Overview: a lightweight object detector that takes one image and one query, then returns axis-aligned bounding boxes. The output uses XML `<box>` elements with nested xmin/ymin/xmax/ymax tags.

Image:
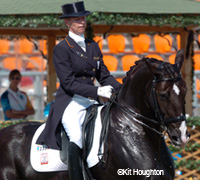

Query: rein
<box><xmin>98</xmin><ymin>98</ymin><xmax>114</xmax><ymax>169</ymax></box>
<box><xmin>113</xmin><ymin>100</ymin><xmax>164</xmax><ymax>136</ymax></box>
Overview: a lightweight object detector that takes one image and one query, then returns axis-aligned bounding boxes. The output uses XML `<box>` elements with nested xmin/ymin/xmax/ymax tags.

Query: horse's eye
<box><xmin>159</xmin><ymin>94</ymin><xmax>167</xmax><ymax>101</ymax></box>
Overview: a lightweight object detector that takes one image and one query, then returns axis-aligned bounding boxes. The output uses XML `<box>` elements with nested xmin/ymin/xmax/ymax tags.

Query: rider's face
<box><xmin>64</xmin><ymin>16</ymin><xmax>86</xmax><ymax>35</ymax></box>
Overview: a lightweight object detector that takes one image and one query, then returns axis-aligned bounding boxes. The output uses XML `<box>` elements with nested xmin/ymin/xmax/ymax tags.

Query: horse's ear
<box><xmin>145</xmin><ymin>58</ymin><xmax>162</xmax><ymax>74</ymax></box>
<box><xmin>175</xmin><ymin>49</ymin><xmax>184</xmax><ymax>71</ymax></box>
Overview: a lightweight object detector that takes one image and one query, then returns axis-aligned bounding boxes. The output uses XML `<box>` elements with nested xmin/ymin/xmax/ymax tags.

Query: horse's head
<box><xmin>145</xmin><ymin>49</ymin><xmax>189</xmax><ymax>146</ymax></box>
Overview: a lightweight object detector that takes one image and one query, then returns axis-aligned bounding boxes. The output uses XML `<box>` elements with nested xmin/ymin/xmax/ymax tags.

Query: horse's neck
<box><xmin>115</xmin><ymin>67</ymin><xmax>163</xmax><ymax>140</ymax></box>
<box><xmin>117</xmin><ymin>70</ymin><xmax>154</xmax><ymax>118</ymax></box>
<box><xmin>109</xmin><ymin>104</ymin><xmax>164</xmax><ymax>165</ymax></box>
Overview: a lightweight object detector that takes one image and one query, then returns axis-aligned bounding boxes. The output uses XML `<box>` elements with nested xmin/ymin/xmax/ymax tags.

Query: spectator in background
<box><xmin>1</xmin><ymin>69</ymin><xmax>35</xmax><ymax>121</ymax></box>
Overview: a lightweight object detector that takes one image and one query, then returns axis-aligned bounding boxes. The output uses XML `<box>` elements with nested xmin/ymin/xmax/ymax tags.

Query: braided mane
<box><xmin>122</xmin><ymin>57</ymin><xmax>153</xmax><ymax>83</ymax></box>
<box><xmin>122</xmin><ymin>57</ymin><xmax>177</xmax><ymax>84</ymax></box>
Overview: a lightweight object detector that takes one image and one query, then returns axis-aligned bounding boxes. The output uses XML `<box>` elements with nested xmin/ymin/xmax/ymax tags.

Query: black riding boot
<box><xmin>68</xmin><ymin>142</ymin><xmax>83</xmax><ymax>180</ymax></box>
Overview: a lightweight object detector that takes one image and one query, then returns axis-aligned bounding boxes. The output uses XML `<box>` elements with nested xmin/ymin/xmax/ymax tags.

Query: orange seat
<box><xmin>198</xmin><ymin>35</ymin><xmax>200</xmax><ymax>47</ymax></box>
<box><xmin>132</xmin><ymin>34</ymin><xmax>150</xmax><ymax>54</ymax></box>
<box><xmin>107</xmin><ymin>34</ymin><xmax>126</xmax><ymax>53</ymax></box>
<box><xmin>18</xmin><ymin>39</ymin><xmax>33</xmax><ymax>54</ymax></box>
<box><xmin>116</xmin><ymin>78</ymin><xmax>123</xmax><ymax>84</ymax></box>
<box><xmin>26</xmin><ymin>56</ymin><xmax>47</xmax><ymax>71</ymax></box>
<box><xmin>0</xmin><ymin>39</ymin><xmax>9</xmax><ymax>54</ymax></box>
<box><xmin>93</xmin><ymin>35</ymin><xmax>103</xmax><ymax>50</ymax></box>
<box><xmin>196</xmin><ymin>79</ymin><xmax>200</xmax><ymax>99</ymax></box>
<box><xmin>103</xmin><ymin>55</ymin><xmax>118</xmax><ymax>71</ymax></box>
<box><xmin>193</xmin><ymin>54</ymin><xmax>200</xmax><ymax>70</ymax></box>
<box><xmin>145</xmin><ymin>54</ymin><xmax>164</xmax><ymax>61</ymax></box>
<box><xmin>56</xmin><ymin>81</ymin><xmax>60</xmax><ymax>88</ymax></box>
<box><xmin>169</xmin><ymin>54</ymin><xmax>176</xmax><ymax>64</ymax></box>
<box><xmin>121</xmin><ymin>55</ymin><xmax>139</xmax><ymax>71</ymax></box>
<box><xmin>177</xmin><ymin>34</ymin><xmax>180</xmax><ymax>50</ymax></box>
<box><xmin>154</xmin><ymin>34</ymin><xmax>173</xmax><ymax>53</ymax></box>
<box><xmin>3</xmin><ymin>57</ymin><xmax>22</xmax><ymax>70</ymax></box>
<box><xmin>39</xmin><ymin>39</ymin><xmax>47</xmax><ymax>55</ymax></box>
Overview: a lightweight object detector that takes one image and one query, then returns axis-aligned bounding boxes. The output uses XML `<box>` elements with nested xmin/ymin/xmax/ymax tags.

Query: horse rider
<box><xmin>36</xmin><ymin>1</ymin><xmax>121</xmax><ymax>180</ymax></box>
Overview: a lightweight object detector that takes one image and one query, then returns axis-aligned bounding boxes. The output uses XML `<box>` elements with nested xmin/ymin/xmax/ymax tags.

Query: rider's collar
<box><xmin>69</xmin><ymin>31</ymin><xmax>85</xmax><ymax>44</ymax></box>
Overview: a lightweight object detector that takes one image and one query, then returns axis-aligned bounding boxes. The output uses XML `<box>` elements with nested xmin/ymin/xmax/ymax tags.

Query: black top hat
<box><xmin>60</xmin><ymin>1</ymin><xmax>90</xmax><ymax>19</ymax></box>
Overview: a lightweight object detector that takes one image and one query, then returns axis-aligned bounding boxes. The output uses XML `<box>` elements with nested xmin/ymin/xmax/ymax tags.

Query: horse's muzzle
<box><xmin>168</xmin><ymin>129</ymin><xmax>190</xmax><ymax>147</ymax></box>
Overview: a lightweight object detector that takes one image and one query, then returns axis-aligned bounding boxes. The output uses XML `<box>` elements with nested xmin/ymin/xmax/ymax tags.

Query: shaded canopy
<box><xmin>0</xmin><ymin>0</ymin><xmax>200</xmax><ymax>15</ymax></box>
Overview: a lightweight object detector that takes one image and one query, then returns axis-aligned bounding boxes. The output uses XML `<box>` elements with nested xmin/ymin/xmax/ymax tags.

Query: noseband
<box><xmin>151</xmin><ymin>74</ymin><xmax>186</xmax><ymax>126</ymax></box>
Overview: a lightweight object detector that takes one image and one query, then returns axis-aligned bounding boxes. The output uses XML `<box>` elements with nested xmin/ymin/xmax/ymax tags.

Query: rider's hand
<box><xmin>97</xmin><ymin>85</ymin><xmax>113</xmax><ymax>99</ymax></box>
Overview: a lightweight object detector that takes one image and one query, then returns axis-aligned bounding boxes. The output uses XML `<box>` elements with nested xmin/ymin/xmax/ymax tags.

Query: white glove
<box><xmin>97</xmin><ymin>85</ymin><xmax>113</xmax><ymax>99</ymax></box>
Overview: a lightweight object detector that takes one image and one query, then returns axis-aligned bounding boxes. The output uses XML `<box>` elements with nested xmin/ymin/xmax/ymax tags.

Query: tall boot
<box><xmin>68</xmin><ymin>142</ymin><xmax>83</xmax><ymax>180</ymax></box>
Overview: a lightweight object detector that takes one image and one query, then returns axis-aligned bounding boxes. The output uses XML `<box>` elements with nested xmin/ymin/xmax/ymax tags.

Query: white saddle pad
<box><xmin>30</xmin><ymin>106</ymin><xmax>104</xmax><ymax>172</ymax></box>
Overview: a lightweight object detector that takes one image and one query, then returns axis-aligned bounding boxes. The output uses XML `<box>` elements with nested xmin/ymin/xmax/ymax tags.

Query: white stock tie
<box><xmin>78</xmin><ymin>41</ymin><xmax>86</xmax><ymax>52</ymax></box>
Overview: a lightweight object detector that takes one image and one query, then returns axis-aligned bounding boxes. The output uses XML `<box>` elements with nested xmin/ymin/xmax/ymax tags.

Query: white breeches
<box><xmin>62</xmin><ymin>95</ymin><xmax>98</xmax><ymax>148</ymax></box>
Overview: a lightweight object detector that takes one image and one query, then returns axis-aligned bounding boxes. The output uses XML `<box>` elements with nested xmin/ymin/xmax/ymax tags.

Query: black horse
<box><xmin>0</xmin><ymin>49</ymin><xmax>189</xmax><ymax>180</ymax></box>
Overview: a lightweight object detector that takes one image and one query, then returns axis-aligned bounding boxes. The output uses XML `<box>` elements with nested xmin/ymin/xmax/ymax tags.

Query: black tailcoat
<box><xmin>37</xmin><ymin>36</ymin><xmax>121</xmax><ymax>150</ymax></box>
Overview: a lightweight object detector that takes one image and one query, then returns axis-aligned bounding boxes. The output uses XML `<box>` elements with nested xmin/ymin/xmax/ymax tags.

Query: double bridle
<box><xmin>151</xmin><ymin>74</ymin><xmax>186</xmax><ymax>126</ymax></box>
<box><xmin>112</xmin><ymin>72</ymin><xmax>186</xmax><ymax>136</ymax></box>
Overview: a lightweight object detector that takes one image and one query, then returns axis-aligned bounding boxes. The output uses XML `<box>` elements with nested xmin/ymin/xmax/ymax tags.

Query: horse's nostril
<box><xmin>172</xmin><ymin>136</ymin><xmax>178</xmax><ymax>142</ymax></box>
<box><xmin>186</xmin><ymin>131</ymin><xmax>190</xmax><ymax>139</ymax></box>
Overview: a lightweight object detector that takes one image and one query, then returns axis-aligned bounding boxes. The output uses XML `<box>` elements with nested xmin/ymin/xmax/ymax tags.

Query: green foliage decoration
<box><xmin>0</xmin><ymin>120</ymin><xmax>44</xmax><ymax>129</ymax></box>
<box><xmin>1</xmin><ymin>13</ymin><xmax>200</xmax><ymax>28</ymax></box>
<box><xmin>186</xmin><ymin>116</ymin><xmax>200</xmax><ymax>127</ymax></box>
<box><xmin>174</xmin><ymin>159</ymin><xmax>200</xmax><ymax>171</ymax></box>
<box><xmin>0</xmin><ymin>120</ymin><xmax>24</xmax><ymax>129</ymax></box>
<box><xmin>168</xmin><ymin>142</ymin><xmax>200</xmax><ymax>153</ymax></box>
<box><xmin>167</xmin><ymin>116</ymin><xmax>200</xmax><ymax>172</ymax></box>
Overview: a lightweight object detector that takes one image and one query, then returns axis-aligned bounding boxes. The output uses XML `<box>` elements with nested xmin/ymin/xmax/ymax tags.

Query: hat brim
<box><xmin>60</xmin><ymin>11</ymin><xmax>90</xmax><ymax>19</ymax></box>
